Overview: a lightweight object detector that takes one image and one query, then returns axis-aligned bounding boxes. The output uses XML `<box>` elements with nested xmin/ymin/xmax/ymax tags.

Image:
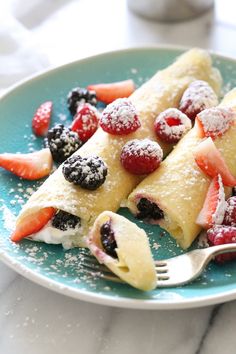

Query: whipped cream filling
<box><xmin>29</xmin><ymin>220</ymin><xmax>87</xmax><ymax>249</ymax></box>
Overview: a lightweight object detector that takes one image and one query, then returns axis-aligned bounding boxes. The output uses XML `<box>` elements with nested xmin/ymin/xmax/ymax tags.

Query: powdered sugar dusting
<box><xmin>122</xmin><ymin>138</ymin><xmax>163</xmax><ymax>160</ymax></box>
<box><xmin>212</xmin><ymin>175</ymin><xmax>227</xmax><ymax>225</ymax></box>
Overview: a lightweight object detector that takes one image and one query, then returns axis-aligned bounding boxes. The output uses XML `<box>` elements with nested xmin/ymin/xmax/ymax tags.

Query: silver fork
<box><xmin>80</xmin><ymin>244</ymin><xmax>236</xmax><ymax>287</ymax></box>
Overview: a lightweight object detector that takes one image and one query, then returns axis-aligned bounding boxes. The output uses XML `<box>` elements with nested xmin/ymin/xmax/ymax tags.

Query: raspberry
<box><xmin>120</xmin><ymin>139</ymin><xmax>163</xmax><ymax>175</ymax></box>
<box><xmin>100</xmin><ymin>98</ymin><xmax>140</xmax><ymax>135</ymax></box>
<box><xmin>223</xmin><ymin>196</ymin><xmax>236</xmax><ymax>226</ymax></box>
<box><xmin>62</xmin><ymin>155</ymin><xmax>107</xmax><ymax>190</ymax></box>
<box><xmin>207</xmin><ymin>225</ymin><xmax>236</xmax><ymax>263</ymax></box>
<box><xmin>71</xmin><ymin>103</ymin><xmax>99</xmax><ymax>142</ymax></box>
<box><xmin>100</xmin><ymin>221</ymin><xmax>118</xmax><ymax>258</ymax></box>
<box><xmin>179</xmin><ymin>80</ymin><xmax>218</xmax><ymax>121</ymax></box>
<box><xmin>154</xmin><ymin>108</ymin><xmax>191</xmax><ymax>144</ymax></box>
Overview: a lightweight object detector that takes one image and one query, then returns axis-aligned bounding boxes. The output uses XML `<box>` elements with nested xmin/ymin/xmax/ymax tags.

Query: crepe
<box><xmin>127</xmin><ymin>89</ymin><xmax>236</xmax><ymax>249</ymax></box>
<box><xmin>16</xmin><ymin>48</ymin><xmax>221</xmax><ymax>246</ymax></box>
<box><xmin>87</xmin><ymin>211</ymin><xmax>157</xmax><ymax>291</ymax></box>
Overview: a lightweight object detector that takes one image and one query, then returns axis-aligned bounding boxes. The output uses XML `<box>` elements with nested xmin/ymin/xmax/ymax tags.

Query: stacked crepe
<box><xmin>128</xmin><ymin>89</ymin><xmax>236</xmax><ymax>249</ymax></box>
<box><xmin>16</xmin><ymin>49</ymin><xmax>221</xmax><ymax>246</ymax></box>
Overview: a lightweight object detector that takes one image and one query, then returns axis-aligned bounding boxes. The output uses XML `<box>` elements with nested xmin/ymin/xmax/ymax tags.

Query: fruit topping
<box><xmin>223</xmin><ymin>196</ymin><xmax>236</xmax><ymax>226</ymax></box>
<box><xmin>46</xmin><ymin>124</ymin><xmax>82</xmax><ymax>164</ymax></box>
<box><xmin>51</xmin><ymin>210</ymin><xmax>81</xmax><ymax>231</ymax></box>
<box><xmin>32</xmin><ymin>101</ymin><xmax>53</xmax><ymax>137</ymax></box>
<box><xmin>154</xmin><ymin>108</ymin><xmax>191</xmax><ymax>144</ymax></box>
<box><xmin>70</xmin><ymin>103</ymin><xmax>99</xmax><ymax>142</ymax></box>
<box><xmin>0</xmin><ymin>148</ymin><xmax>52</xmax><ymax>180</ymax></box>
<box><xmin>195</xmin><ymin>107</ymin><xmax>235</xmax><ymax>139</ymax></box>
<box><xmin>207</xmin><ymin>225</ymin><xmax>236</xmax><ymax>263</ymax></box>
<box><xmin>100</xmin><ymin>221</ymin><xmax>118</xmax><ymax>258</ymax></box>
<box><xmin>67</xmin><ymin>87</ymin><xmax>97</xmax><ymax>116</ymax></box>
<box><xmin>193</xmin><ymin>137</ymin><xmax>236</xmax><ymax>187</ymax></box>
<box><xmin>196</xmin><ymin>175</ymin><xmax>226</xmax><ymax>229</ymax></box>
<box><xmin>11</xmin><ymin>207</ymin><xmax>56</xmax><ymax>242</ymax></box>
<box><xmin>137</xmin><ymin>198</ymin><xmax>164</xmax><ymax>220</ymax></box>
<box><xmin>87</xmin><ymin>79</ymin><xmax>135</xmax><ymax>104</ymax></box>
<box><xmin>100</xmin><ymin>98</ymin><xmax>140</xmax><ymax>135</ymax></box>
<box><xmin>62</xmin><ymin>155</ymin><xmax>107</xmax><ymax>190</ymax></box>
<box><xmin>120</xmin><ymin>139</ymin><xmax>163</xmax><ymax>175</ymax></box>
<box><xmin>179</xmin><ymin>80</ymin><xmax>218</xmax><ymax>121</ymax></box>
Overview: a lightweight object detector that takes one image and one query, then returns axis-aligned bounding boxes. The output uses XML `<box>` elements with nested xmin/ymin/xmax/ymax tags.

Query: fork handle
<box><xmin>204</xmin><ymin>243</ymin><xmax>236</xmax><ymax>258</ymax></box>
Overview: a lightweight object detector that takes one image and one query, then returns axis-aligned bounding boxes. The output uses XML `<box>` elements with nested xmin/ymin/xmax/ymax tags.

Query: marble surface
<box><xmin>1</xmin><ymin>0</ymin><xmax>236</xmax><ymax>353</ymax></box>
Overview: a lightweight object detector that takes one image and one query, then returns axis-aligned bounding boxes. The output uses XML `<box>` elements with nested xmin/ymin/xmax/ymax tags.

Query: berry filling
<box><xmin>120</xmin><ymin>139</ymin><xmax>163</xmax><ymax>175</ymax></box>
<box><xmin>100</xmin><ymin>98</ymin><xmax>140</xmax><ymax>135</ymax></box>
<box><xmin>179</xmin><ymin>80</ymin><xmax>218</xmax><ymax>121</ymax></box>
<box><xmin>207</xmin><ymin>225</ymin><xmax>236</xmax><ymax>263</ymax></box>
<box><xmin>62</xmin><ymin>155</ymin><xmax>107</xmax><ymax>190</ymax></box>
<box><xmin>46</xmin><ymin>124</ymin><xmax>82</xmax><ymax>164</ymax></box>
<box><xmin>52</xmin><ymin>210</ymin><xmax>81</xmax><ymax>231</ymax></box>
<box><xmin>137</xmin><ymin>198</ymin><xmax>164</xmax><ymax>220</ymax></box>
<box><xmin>67</xmin><ymin>87</ymin><xmax>97</xmax><ymax>116</ymax></box>
<box><xmin>100</xmin><ymin>221</ymin><xmax>118</xmax><ymax>258</ymax></box>
<box><xmin>154</xmin><ymin>108</ymin><xmax>191</xmax><ymax>144</ymax></box>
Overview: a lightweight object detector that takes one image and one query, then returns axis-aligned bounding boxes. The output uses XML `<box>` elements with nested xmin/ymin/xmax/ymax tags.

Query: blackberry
<box><xmin>62</xmin><ymin>155</ymin><xmax>107</xmax><ymax>190</ymax></box>
<box><xmin>52</xmin><ymin>210</ymin><xmax>81</xmax><ymax>231</ymax></box>
<box><xmin>46</xmin><ymin>124</ymin><xmax>82</xmax><ymax>163</ymax></box>
<box><xmin>67</xmin><ymin>87</ymin><xmax>97</xmax><ymax>116</ymax></box>
<box><xmin>100</xmin><ymin>221</ymin><xmax>117</xmax><ymax>258</ymax></box>
<box><xmin>137</xmin><ymin>198</ymin><xmax>164</xmax><ymax>220</ymax></box>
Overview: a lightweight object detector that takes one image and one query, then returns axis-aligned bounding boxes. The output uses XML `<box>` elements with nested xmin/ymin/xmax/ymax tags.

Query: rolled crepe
<box><xmin>16</xmin><ymin>49</ymin><xmax>221</xmax><ymax>246</ymax></box>
<box><xmin>127</xmin><ymin>89</ymin><xmax>236</xmax><ymax>249</ymax></box>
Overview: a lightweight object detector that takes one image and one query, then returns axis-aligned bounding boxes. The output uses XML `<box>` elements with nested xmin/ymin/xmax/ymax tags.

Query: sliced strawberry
<box><xmin>87</xmin><ymin>79</ymin><xmax>135</xmax><ymax>104</ymax></box>
<box><xmin>193</xmin><ymin>137</ymin><xmax>236</xmax><ymax>187</ymax></box>
<box><xmin>195</xmin><ymin>107</ymin><xmax>235</xmax><ymax>139</ymax></box>
<box><xmin>32</xmin><ymin>101</ymin><xmax>53</xmax><ymax>137</ymax></box>
<box><xmin>0</xmin><ymin>148</ymin><xmax>53</xmax><ymax>180</ymax></box>
<box><xmin>196</xmin><ymin>175</ymin><xmax>226</xmax><ymax>229</ymax></box>
<box><xmin>71</xmin><ymin>103</ymin><xmax>99</xmax><ymax>142</ymax></box>
<box><xmin>11</xmin><ymin>207</ymin><xmax>56</xmax><ymax>242</ymax></box>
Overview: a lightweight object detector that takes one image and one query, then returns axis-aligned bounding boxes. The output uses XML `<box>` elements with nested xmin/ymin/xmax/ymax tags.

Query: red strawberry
<box><xmin>32</xmin><ymin>101</ymin><xmax>53</xmax><ymax>137</ymax></box>
<box><xmin>207</xmin><ymin>225</ymin><xmax>236</xmax><ymax>263</ymax></box>
<box><xmin>100</xmin><ymin>98</ymin><xmax>140</xmax><ymax>135</ymax></box>
<box><xmin>195</xmin><ymin>107</ymin><xmax>235</xmax><ymax>139</ymax></box>
<box><xmin>0</xmin><ymin>148</ymin><xmax>53</xmax><ymax>180</ymax></box>
<box><xmin>193</xmin><ymin>137</ymin><xmax>236</xmax><ymax>187</ymax></box>
<box><xmin>87</xmin><ymin>79</ymin><xmax>135</xmax><ymax>104</ymax></box>
<box><xmin>154</xmin><ymin>108</ymin><xmax>191</xmax><ymax>144</ymax></box>
<box><xmin>223</xmin><ymin>196</ymin><xmax>236</xmax><ymax>226</ymax></box>
<box><xmin>71</xmin><ymin>103</ymin><xmax>99</xmax><ymax>142</ymax></box>
<box><xmin>120</xmin><ymin>139</ymin><xmax>163</xmax><ymax>175</ymax></box>
<box><xmin>11</xmin><ymin>207</ymin><xmax>56</xmax><ymax>242</ymax></box>
<box><xmin>179</xmin><ymin>80</ymin><xmax>218</xmax><ymax>121</ymax></box>
<box><xmin>196</xmin><ymin>175</ymin><xmax>226</xmax><ymax>229</ymax></box>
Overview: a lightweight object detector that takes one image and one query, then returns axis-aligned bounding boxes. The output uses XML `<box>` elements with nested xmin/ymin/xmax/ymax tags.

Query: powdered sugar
<box><xmin>197</xmin><ymin>107</ymin><xmax>236</xmax><ymax>138</ymax></box>
<box><xmin>212</xmin><ymin>175</ymin><xmax>227</xmax><ymax>225</ymax></box>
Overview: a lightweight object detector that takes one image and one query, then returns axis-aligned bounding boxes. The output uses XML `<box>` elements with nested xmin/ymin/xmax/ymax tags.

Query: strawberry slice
<box><xmin>196</xmin><ymin>175</ymin><xmax>227</xmax><ymax>229</ymax></box>
<box><xmin>0</xmin><ymin>148</ymin><xmax>53</xmax><ymax>180</ymax></box>
<box><xmin>32</xmin><ymin>101</ymin><xmax>53</xmax><ymax>137</ymax></box>
<box><xmin>87</xmin><ymin>79</ymin><xmax>135</xmax><ymax>104</ymax></box>
<box><xmin>195</xmin><ymin>107</ymin><xmax>235</xmax><ymax>139</ymax></box>
<box><xmin>11</xmin><ymin>207</ymin><xmax>56</xmax><ymax>242</ymax></box>
<box><xmin>193</xmin><ymin>137</ymin><xmax>236</xmax><ymax>187</ymax></box>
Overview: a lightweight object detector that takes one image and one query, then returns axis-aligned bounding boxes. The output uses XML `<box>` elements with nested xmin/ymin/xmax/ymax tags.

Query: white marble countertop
<box><xmin>1</xmin><ymin>1</ymin><xmax>236</xmax><ymax>353</ymax></box>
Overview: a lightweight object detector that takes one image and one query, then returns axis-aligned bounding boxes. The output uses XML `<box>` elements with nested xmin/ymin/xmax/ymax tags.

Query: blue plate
<box><xmin>1</xmin><ymin>47</ymin><xmax>236</xmax><ymax>309</ymax></box>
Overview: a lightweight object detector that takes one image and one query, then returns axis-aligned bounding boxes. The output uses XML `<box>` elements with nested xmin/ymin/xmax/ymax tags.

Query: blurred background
<box><xmin>0</xmin><ymin>0</ymin><xmax>236</xmax><ymax>91</ymax></box>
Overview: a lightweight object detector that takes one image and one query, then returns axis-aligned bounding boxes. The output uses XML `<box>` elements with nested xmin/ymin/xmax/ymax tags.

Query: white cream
<box><xmin>30</xmin><ymin>221</ymin><xmax>87</xmax><ymax>249</ymax></box>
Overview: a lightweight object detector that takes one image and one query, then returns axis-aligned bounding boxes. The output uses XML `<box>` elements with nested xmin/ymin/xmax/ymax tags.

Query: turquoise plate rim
<box><xmin>1</xmin><ymin>45</ymin><xmax>236</xmax><ymax>310</ymax></box>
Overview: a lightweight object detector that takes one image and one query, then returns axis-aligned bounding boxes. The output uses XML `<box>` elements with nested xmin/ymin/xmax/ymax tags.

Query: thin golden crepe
<box><xmin>128</xmin><ymin>89</ymin><xmax>236</xmax><ymax>249</ymax></box>
<box><xmin>16</xmin><ymin>49</ymin><xmax>221</xmax><ymax>246</ymax></box>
